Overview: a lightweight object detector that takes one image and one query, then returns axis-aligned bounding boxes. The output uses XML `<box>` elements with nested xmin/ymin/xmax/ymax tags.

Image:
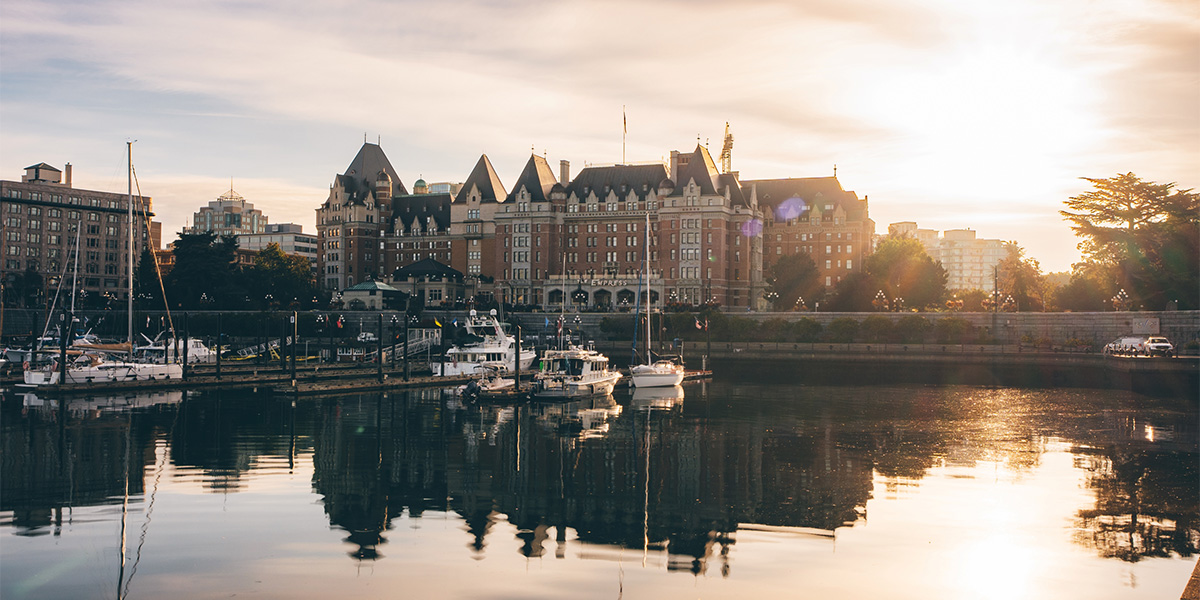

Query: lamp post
<box><xmin>315</xmin><ymin>314</ymin><xmax>326</xmax><ymax>363</ymax></box>
<box><xmin>873</xmin><ymin>290</ymin><xmax>889</xmax><ymax>312</ymax></box>
<box><xmin>389</xmin><ymin>314</ymin><xmax>398</xmax><ymax>368</ymax></box>
<box><xmin>1112</xmin><ymin>289</ymin><xmax>1131</xmax><ymax>311</ymax></box>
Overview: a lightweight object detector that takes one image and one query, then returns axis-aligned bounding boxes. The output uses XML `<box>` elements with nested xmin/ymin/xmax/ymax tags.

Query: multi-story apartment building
<box><xmin>237</xmin><ymin>223</ymin><xmax>320</xmax><ymax>271</ymax></box>
<box><xmin>316</xmin><ymin>137</ymin><xmax>875</xmax><ymax>310</ymax></box>
<box><xmin>2</xmin><ymin>162</ymin><xmax>160</xmax><ymax>303</ymax></box>
<box><xmin>186</xmin><ymin>188</ymin><xmax>267</xmax><ymax>236</ymax></box>
<box><xmin>888</xmin><ymin>222</ymin><xmax>1006</xmax><ymax>291</ymax></box>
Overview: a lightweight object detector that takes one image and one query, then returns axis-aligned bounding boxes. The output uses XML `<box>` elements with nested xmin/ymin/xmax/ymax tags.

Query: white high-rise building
<box><xmin>888</xmin><ymin>222</ymin><xmax>1006</xmax><ymax>291</ymax></box>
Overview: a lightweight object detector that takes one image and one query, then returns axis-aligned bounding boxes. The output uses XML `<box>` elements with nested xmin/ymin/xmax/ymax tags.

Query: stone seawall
<box><xmin>510</xmin><ymin>310</ymin><xmax>1199</xmax><ymax>348</ymax></box>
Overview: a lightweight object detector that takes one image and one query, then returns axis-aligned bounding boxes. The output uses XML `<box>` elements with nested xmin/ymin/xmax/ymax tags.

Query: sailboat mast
<box><xmin>126</xmin><ymin>142</ymin><xmax>133</xmax><ymax>347</ymax></box>
<box><xmin>644</xmin><ymin>213</ymin><xmax>650</xmax><ymax>359</ymax></box>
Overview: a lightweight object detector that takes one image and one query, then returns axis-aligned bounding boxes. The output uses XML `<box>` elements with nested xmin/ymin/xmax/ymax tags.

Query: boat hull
<box><xmin>629</xmin><ymin>366</ymin><xmax>685</xmax><ymax>388</ymax></box>
<box><xmin>23</xmin><ymin>362</ymin><xmax>184</xmax><ymax>387</ymax></box>
<box><xmin>533</xmin><ymin>373</ymin><xmax>622</xmax><ymax>400</ymax></box>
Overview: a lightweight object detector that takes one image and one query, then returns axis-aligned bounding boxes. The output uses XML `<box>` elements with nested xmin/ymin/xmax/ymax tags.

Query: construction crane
<box><xmin>719</xmin><ymin>122</ymin><xmax>734</xmax><ymax>174</ymax></box>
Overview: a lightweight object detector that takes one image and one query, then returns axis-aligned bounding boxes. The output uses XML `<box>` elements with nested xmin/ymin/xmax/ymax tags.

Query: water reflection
<box><xmin>1</xmin><ymin>383</ymin><xmax>1196</xmax><ymax>586</ymax></box>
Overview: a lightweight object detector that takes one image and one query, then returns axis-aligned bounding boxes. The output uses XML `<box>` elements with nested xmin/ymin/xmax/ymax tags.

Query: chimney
<box><xmin>559</xmin><ymin>160</ymin><xmax>570</xmax><ymax>185</ymax></box>
<box><xmin>64</xmin><ymin>163</ymin><xmax>73</xmax><ymax>187</ymax></box>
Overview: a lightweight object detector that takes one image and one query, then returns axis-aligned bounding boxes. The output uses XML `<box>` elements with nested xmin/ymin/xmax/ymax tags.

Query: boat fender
<box><xmin>22</xmin><ymin>361</ymin><xmax>30</xmax><ymax>371</ymax></box>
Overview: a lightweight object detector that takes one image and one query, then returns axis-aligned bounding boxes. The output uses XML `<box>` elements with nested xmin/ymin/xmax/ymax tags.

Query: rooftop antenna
<box><xmin>833</xmin><ymin>164</ymin><xmax>838</xmax><ymax>177</ymax></box>
<box><xmin>364</xmin><ymin>132</ymin><xmax>367</xmax><ymax>143</ymax></box>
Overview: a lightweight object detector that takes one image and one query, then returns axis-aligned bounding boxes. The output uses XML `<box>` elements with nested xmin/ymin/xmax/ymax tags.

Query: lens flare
<box><xmin>775</xmin><ymin>197</ymin><xmax>806</xmax><ymax>221</ymax></box>
<box><xmin>741</xmin><ymin>219</ymin><xmax>764</xmax><ymax>237</ymax></box>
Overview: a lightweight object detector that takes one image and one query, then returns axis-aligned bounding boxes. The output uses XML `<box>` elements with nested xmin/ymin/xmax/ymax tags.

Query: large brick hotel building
<box><xmin>316</xmin><ymin>134</ymin><xmax>873</xmax><ymax>310</ymax></box>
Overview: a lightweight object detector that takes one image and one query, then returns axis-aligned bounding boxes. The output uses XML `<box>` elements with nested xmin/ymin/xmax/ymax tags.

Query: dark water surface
<box><xmin>2</xmin><ymin>381</ymin><xmax>1196</xmax><ymax>600</ymax></box>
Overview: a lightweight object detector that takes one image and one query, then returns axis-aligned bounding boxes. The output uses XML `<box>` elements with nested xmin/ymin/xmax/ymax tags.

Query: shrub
<box><xmin>895</xmin><ymin>315</ymin><xmax>931</xmax><ymax>343</ymax></box>
<box><xmin>935</xmin><ymin>317</ymin><xmax>973</xmax><ymax>344</ymax></box>
<box><xmin>791</xmin><ymin>317</ymin><xmax>823</xmax><ymax>342</ymax></box>
<box><xmin>860</xmin><ymin>315</ymin><xmax>895</xmax><ymax>342</ymax></box>
<box><xmin>826</xmin><ymin>317</ymin><xmax>860</xmax><ymax>343</ymax></box>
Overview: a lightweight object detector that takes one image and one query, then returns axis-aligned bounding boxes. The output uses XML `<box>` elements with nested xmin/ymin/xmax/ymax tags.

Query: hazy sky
<box><xmin>2</xmin><ymin>0</ymin><xmax>1196</xmax><ymax>272</ymax></box>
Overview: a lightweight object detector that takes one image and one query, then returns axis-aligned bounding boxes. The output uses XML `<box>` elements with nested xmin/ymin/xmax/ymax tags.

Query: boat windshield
<box><xmin>545</xmin><ymin>358</ymin><xmax>585</xmax><ymax>375</ymax></box>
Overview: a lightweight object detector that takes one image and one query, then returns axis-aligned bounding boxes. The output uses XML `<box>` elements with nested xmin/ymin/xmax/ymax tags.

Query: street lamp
<box><xmin>873</xmin><ymin>290</ymin><xmax>889</xmax><ymax>312</ymax></box>
<box><xmin>389</xmin><ymin>314</ymin><xmax>399</xmax><ymax>368</ymax></box>
<box><xmin>1112</xmin><ymin>289</ymin><xmax>1131</xmax><ymax>311</ymax></box>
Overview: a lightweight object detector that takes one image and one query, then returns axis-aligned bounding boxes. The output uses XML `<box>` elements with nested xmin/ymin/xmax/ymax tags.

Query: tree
<box><xmin>163</xmin><ymin>231</ymin><xmax>245</xmax><ymax>310</ymax></box>
<box><xmin>133</xmin><ymin>248</ymin><xmax>162</xmax><ymax>309</ymax></box>
<box><xmin>996</xmin><ymin>242</ymin><xmax>1047</xmax><ymax>311</ymax></box>
<box><xmin>865</xmin><ymin>236</ymin><xmax>947</xmax><ymax>309</ymax></box>
<box><xmin>1061</xmin><ymin>173</ymin><xmax>1199</xmax><ymax>309</ymax></box>
<box><xmin>246</xmin><ymin>243</ymin><xmax>317</xmax><ymax>310</ymax></box>
<box><xmin>766</xmin><ymin>253</ymin><xmax>821</xmax><ymax>311</ymax></box>
<box><xmin>1053</xmin><ymin>262</ymin><xmax>1111</xmax><ymax>312</ymax></box>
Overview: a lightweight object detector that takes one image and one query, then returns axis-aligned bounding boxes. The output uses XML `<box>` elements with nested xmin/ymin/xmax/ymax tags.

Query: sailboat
<box><xmin>629</xmin><ymin>214</ymin><xmax>683</xmax><ymax>388</ymax></box>
<box><xmin>23</xmin><ymin>143</ymin><xmax>183</xmax><ymax>386</ymax></box>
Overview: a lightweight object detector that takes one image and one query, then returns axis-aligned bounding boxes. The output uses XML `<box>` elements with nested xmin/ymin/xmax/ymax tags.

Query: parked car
<box><xmin>1143</xmin><ymin>336</ymin><xmax>1176</xmax><ymax>357</ymax></box>
<box><xmin>1103</xmin><ymin>335</ymin><xmax>1175</xmax><ymax>357</ymax></box>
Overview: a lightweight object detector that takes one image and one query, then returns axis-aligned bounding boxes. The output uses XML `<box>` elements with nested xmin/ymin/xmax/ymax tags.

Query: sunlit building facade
<box><xmin>316</xmin><ymin>139</ymin><xmax>875</xmax><ymax>309</ymax></box>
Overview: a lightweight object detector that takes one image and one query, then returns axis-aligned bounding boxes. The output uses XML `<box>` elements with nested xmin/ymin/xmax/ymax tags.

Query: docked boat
<box><xmin>135</xmin><ymin>337</ymin><xmax>218</xmax><ymax>364</ymax></box>
<box><xmin>627</xmin><ymin>214</ymin><xmax>684</xmax><ymax>388</ymax></box>
<box><xmin>22</xmin><ymin>142</ymin><xmax>184</xmax><ymax>387</ymax></box>
<box><xmin>432</xmin><ymin>309</ymin><xmax>536</xmax><ymax>377</ymax></box>
<box><xmin>532</xmin><ymin>344</ymin><xmax>622</xmax><ymax>399</ymax></box>
<box><xmin>457</xmin><ymin>365</ymin><xmax>517</xmax><ymax>400</ymax></box>
<box><xmin>23</xmin><ymin>352</ymin><xmax>183</xmax><ymax>386</ymax></box>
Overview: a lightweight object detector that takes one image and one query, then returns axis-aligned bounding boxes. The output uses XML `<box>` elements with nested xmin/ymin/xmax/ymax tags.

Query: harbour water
<box><xmin>1</xmin><ymin>380</ymin><xmax>1196</xmax><ymax>599</ymax></box>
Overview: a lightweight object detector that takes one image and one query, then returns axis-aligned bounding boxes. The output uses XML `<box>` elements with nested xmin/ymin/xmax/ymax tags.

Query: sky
<box><xmin>1</xmin><ymin>0</ymin><xmax>1196</xmax><ymax>273</ymax></box>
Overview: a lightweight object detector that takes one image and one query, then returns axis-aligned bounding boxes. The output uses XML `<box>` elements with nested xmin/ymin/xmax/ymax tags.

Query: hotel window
<box><xmin>825</xmin><ymin>260</ymin><xmax>831</xmax><ymax>269</ymax></box>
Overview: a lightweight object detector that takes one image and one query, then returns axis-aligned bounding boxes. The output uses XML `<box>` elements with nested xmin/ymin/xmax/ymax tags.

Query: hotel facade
<box><xmin>317</xmin><ymin>138</ymin><xmax>874</xmax><ymax>310</ymax></box>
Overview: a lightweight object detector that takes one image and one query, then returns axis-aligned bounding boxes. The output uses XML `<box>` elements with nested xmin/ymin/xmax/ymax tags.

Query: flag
<box><xmin>435</xmin><ymin>319</ymin><xmax>442</xmax><ymax>327</ymax></box>
<box><xmin>336</xmin><ymin>316</ymin><xmax>343</xmax><ymax>329</ymax></box>
<box><xmin>695</xmin><ymin>318</ymin><xmax>702</xmax><ymax>330</ymax></box>
<box><xmin>452</xmin><ymin>318</ymin><xmax>458</xmax><ymax>327</ymax></box>
<box><xmin>623</xmin><ymin>108</ymin><xmax>627</xmax><ymax>134</ymax></box>
<box><xmin>704</xmin><ymin>318</ymin><xmax>709</xmax><ymax>331</ymax></box>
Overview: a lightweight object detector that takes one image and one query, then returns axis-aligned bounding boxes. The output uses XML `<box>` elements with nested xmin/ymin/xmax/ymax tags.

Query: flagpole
<box><xmin>622</xmin><ymin>106</ymin><xmax>626</xmax><ymax>164</ymax></box>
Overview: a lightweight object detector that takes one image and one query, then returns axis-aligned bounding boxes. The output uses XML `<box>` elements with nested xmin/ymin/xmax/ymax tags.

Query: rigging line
<box><xmin>122</xmin><ymin>402</ymin><xmax>179</xmax><ymax>599</ymax></box>
<box><xmin>37</xmin><ymin>225</ymin><xmax>81</xmax><ymax>348</ymax></box>
<box><xmin>130</xmin><ymin>166</ymin><xmax>176</xmax><ymax>344</ymax></box>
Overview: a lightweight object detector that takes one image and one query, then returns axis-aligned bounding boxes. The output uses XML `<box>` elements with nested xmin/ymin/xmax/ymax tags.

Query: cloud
<box><xmin>2</xmin><ymin>0</ymin><xmax>1196</xmax><ymax>274</ymax></box>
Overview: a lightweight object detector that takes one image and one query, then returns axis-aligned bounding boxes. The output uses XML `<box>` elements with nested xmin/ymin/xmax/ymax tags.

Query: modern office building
<box><xmin>237</xmin><ymin>223</ymin><xmax>319</xmax><ymax>270</ymax></box>
<box><xmin>2</xmin><ymin>162</ymin><xmax>161</xmax><ymax>304</ymax></box>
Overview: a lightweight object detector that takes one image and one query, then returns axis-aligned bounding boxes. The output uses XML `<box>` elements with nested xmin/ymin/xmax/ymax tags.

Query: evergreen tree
<box><xmin>1060</xmin><ymin>173</ymin><xmax>1199</xmax><ymax>309</ymax></box>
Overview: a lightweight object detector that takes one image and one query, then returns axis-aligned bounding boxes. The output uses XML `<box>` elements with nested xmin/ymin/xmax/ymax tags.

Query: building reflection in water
<box><xmin>2</xmin><ymin>383</ymin><xmax>1196</xmax><ymax>575</ymax></box>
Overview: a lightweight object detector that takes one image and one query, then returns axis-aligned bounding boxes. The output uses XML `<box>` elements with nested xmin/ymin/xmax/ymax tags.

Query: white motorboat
<box><xmin>533</xmin><ymin>344</ymin><xmax>622</xmax><ymax>399</ymax></box>
<box><xmin>135</xmin><ymin>337</ymin><xmax>218</xmax><ymax>364</ymax></box>
<box><xmin>432</xmin><ymin>309</ymin><xmax>536</xmax><ymax>377</ymax></box>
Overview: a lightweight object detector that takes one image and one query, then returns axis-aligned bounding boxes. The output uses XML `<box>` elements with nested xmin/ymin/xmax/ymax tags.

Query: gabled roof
<box><xmin>565</xmin><ymin>163</ymin><xmax>670</xmax><ymax>202</ymax></box>
<box><xmin>343</xmin><ymin>141</ymin><xmax>408</xmax><ymax>195</ymax></box>
<box><xmin>393</xmin><ymin>193</ymin><xmax>452</xmax><ymax>232</ymax></box>
<box><xmin>454</xmin><ymin>154</ymin><xmax>507</xmax><ymax>204</ymax></box>
<box><xmin>669</xmin><ymin>145</ymin><xmax>721</xmax><ymax>197</ymax></box>
<box><xmin>718</xmin><ymin>173</ymin><xmax>748</xmax><ymax>207</ymax></box>
<box><xmin>345</xmin><ymin>280</ymin><xmax>402</xmax><ymax>292</ymax></box>
<box><xmin>24</xmin><ymin>162</ymin><xmax>60</xmax><ymax>172</ymax></box>
<box><xmin>505</xmin><ymin>155</ymin><xmax>559</xmax><ymax>203</ymax></box>
<box><xmin>392</xmin><ymin>258</ymin><xmax>464</xmax><ymax>281</ymax></box>
<box><xmin>741</xmin><ymin>176</ymin><xmax>867</xmax><ymax>221</ymax></box>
